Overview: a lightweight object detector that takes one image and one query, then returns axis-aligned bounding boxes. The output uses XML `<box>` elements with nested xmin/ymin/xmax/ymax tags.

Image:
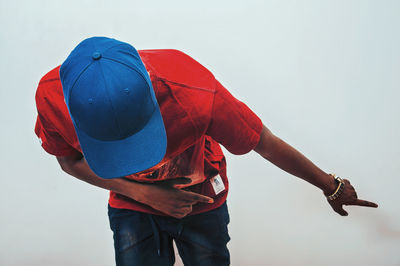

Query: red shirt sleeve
<box><xmin>206</xmin><ymin>79</ymin><xmax>263</xmax><ymax>155</ymax></box>
<box><xmin>34</xmin><ymin>115</ymin><xmax>78</xmax><ymax>157</ymax></box>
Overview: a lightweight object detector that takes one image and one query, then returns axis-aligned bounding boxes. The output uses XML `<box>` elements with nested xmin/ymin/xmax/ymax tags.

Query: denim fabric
<box><xmin>108</xmin><ymin>202</ymin><xmax>231</xmax><ymax>266</ymax></box>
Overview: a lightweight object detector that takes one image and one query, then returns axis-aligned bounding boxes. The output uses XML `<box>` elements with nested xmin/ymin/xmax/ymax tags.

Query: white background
<box><xmin>0</xmin><ymin>0</ymin><xmax>399</xmax><ymax>265</ymax></box>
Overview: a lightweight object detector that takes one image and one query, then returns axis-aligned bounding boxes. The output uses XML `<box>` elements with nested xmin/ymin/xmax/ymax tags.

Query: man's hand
<box><xmin>136</xmin><ymin>178</ymin><xmax>214</xmax><ymax>219</ymax></box>
<box><xmin>56</xmin><ymin>154</ymin><xmax>214</xmax><ymax>219</ymax></box>
<box><xmin>254</xmin><ymin>125</ymin><xmax>378</xmax><ymax>216</ymax></box>
<box><xmin>325</xmin><ymin>179</ymin><xmax>378</xmax><ymax>216</ymax></box>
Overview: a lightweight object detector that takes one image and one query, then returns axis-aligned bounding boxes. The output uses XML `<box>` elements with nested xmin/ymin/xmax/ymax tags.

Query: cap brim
<box><xmin>75</xmin><ymin>105</ymin><xmax>167</xmax><ymax>179</ymax></box>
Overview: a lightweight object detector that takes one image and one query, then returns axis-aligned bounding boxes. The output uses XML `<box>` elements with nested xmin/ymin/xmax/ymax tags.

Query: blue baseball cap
<box><xmin>60</xmin><ymin>37</ymin><xmax>167</xmax><ymax>179</ymax></box>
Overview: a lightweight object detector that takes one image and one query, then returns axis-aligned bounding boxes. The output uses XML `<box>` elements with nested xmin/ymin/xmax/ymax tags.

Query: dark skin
<box><xmin>56</xmin><ymin>124</ymin><xmax>378</xmax><ymax>218</ymax></box>
<box><xmin>253</xmin><ymin>125</ymin><xmax>378</xmax><ymax>216</ymax></box>
<box><xmin>56</xmin><ymin>152</ymin><xmax>213</xmax><ymax>219</ymax></box>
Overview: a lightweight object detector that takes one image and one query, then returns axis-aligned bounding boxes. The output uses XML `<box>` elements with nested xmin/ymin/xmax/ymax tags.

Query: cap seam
<box><xmin>102</xmin><ymin>56</ymin><xmax>150</xmax><ymax>90</ymax></box>
<box><xmin>97</xmin><ymin>61</ymin><xmax>124</xmax><ymax>140</ymax></box>
<box><xmin>67</xmin><ymin>60</ymin><xmax>94</xmax><ymax>105</ymax></box>
<box><xmin>102</xmin><ymin>42</ymin><xmax>127</xmax><ymax>54</ymax></box>
<box><xmin>101</xmin><ymin>56</ymin><xmax>158</xmax><ymax>136</ymax></box>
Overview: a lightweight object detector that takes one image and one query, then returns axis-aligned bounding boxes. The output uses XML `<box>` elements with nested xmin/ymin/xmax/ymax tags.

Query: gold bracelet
<box><xmin>326</xmin><ymin>174</ymin><xmax>345</xmax><ymax>201</ymax></box>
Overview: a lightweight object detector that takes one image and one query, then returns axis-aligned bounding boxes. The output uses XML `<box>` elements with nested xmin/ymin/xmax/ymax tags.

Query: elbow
<box><xmin>56</xmin><ymin>153</ymin><xmax>83</xmax><ymax>175</ymax></box>
<box><xmin>56</xmin><ymin>157</ymin><xmax>72</xmax><ymax>174</ymax></box>
<box><xmin>59</xmin><ymin>161</ymin><xmax>70</xmax><ymax>174</ymax></box>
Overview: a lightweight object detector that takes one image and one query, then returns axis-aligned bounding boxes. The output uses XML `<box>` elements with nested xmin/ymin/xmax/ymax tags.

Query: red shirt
<box><xmin>35</xmin><ymin>49</ymin><xmax>263</xmax><ymax>215</ymax></box>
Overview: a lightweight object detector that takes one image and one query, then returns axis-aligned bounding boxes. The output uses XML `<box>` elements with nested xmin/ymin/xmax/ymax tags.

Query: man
<box><xmin>34</xmin><ymin>37</ymin><xmax>378</xmax><ymax>266</ymax></box>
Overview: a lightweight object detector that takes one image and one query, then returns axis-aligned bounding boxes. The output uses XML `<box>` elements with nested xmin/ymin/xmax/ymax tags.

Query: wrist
<box><xmin>110</xmin><ymin>178</ymin><xmax>151</xmax><ymax>204</ymax></box>
<box><xmin>324</xmin><ymin>174</ymin><xmax>346</xmax><ymax>200</ymax></box>
<box><xmin>323</xmin><ymin>173</ymin><xmax>338</xmax><ymax>196</ymax></box>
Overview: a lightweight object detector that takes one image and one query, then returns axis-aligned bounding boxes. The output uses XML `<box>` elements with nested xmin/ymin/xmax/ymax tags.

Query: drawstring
<box><xmin>147</xmin><ymin>213</ymin><xmax>186</xmax><ymax>257</ymax></box>
<box><xmin>177</xmin><ymin>220</ymin><xmax>184</xmax><ymax>237</ymax></box>
<box><xmin>148</xmin><ymin>214</ymin><xmax>161</xmax><ymax>256</ymax></box>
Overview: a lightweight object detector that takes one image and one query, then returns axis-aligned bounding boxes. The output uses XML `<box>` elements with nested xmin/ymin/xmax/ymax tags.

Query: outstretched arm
<box><xmin>253</xmin><ymin>124</ymin><xmax>378</xmax><ymax>216</ymax></box>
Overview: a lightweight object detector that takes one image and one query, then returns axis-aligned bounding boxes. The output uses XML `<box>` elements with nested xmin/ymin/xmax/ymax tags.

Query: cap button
<box><xmin>92</xmin><ymin>52</ymin><xmax>102</xmax><ymax>60</ymax></box>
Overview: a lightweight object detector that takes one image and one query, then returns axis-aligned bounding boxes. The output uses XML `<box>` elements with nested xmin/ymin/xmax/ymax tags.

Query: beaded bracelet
<box><xmin>326</xmin><ymin>174</ymin><xmax>345</xmax><ymax>201</ymax></box>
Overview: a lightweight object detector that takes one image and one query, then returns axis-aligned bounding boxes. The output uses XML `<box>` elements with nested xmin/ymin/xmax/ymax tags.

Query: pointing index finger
<box><xmin>351</xmin><ymin>199</ymin><xmax>378</xmax><ymax>208</ymax></box>
<box><xmin>184</xmin><ymin>191</ymin><xmax>214</xmax><ymax>203</ymax></box>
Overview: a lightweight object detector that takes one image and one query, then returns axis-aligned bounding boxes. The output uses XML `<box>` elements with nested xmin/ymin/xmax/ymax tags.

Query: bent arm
<box><xmin>253</xmin><ymin>124</ymin><xmax>337</xmax><ymax>195</ymax></box>
<box><xmin>55</xmin><ymin>152</ymin><xmax>213</xmax><ymax>218</ymax></box>
<box><xmin>56</xmin><ymin>152</ymin><xmax>149</xmax><ymax>203</ymax></box>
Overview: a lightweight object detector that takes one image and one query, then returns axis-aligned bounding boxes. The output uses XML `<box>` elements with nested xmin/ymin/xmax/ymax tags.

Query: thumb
<box><xmin>333</xmin><ymin>205</ymin><xmax>348</xmax><ymax>216</ymax></box>
<box><xmin>157</xmin><ymin>177</ymin><xmax>192</xmax><ymax>187</ymax></box>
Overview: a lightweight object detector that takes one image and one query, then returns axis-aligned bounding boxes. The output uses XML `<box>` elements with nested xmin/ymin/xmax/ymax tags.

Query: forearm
<box><xmin>56</xmin><ymin>154</ymin><xmax>149</xmax><ymax>203</ymax></box>
<box><xmin>254</xmin><ymin>125</ymin><xmax>337</xmax><ymax>194</ymax></box>
<box><xmin>56</xmin><ymin>153</ymin><xmax>214</xmax><ymax>218</ymax></box>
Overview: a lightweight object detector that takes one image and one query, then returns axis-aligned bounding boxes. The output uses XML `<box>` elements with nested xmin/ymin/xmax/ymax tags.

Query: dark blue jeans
<box><xmin>108</xmin><ymin>202</ymin><xmax>231</xmax><ymax>266</ymax></box>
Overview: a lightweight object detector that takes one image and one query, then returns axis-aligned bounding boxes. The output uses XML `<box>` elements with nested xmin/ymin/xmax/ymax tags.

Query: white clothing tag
<box><xmin>210</xmin><ymin>174</ymin><xmax>225</xmax><ymax>195</ymax></box>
